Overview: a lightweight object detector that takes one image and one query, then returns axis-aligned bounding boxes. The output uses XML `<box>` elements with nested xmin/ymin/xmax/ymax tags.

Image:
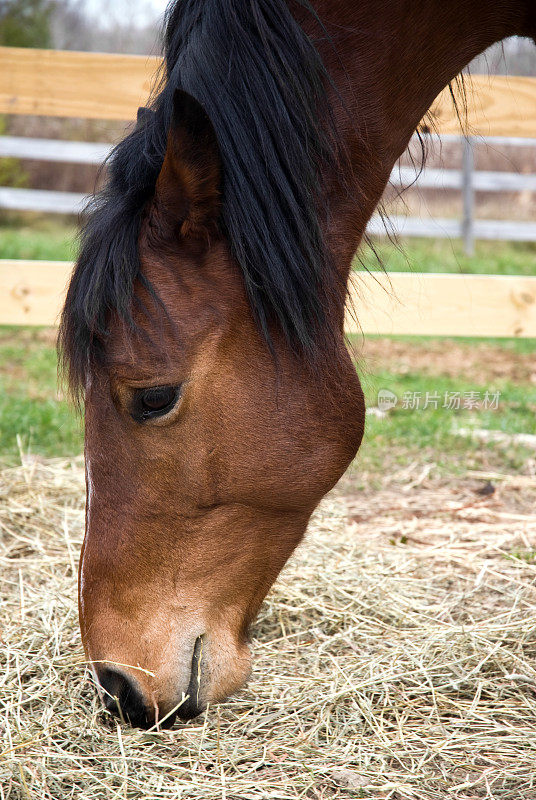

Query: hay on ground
<box><xmin>1</xmin><ymin>458</ymin><xmax>536</xmax><ymax>799</ymax></box>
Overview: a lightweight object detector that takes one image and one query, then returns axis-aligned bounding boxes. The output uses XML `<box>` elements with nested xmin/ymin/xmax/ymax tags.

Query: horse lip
<box><xmin>176</xmin><ymin>635</ymin><xmax>205</xmax><ymax>721</ymax></box>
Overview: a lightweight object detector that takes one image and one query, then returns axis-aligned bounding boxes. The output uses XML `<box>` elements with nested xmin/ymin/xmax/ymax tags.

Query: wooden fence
<box><xmin>2</xmin><ymin>134</ymin><xmax>536</xmax><ymax>254</ymax></box>
<box><xmin>2</xmin><ymin>47</ymin><xmax>536</xmax><ymax>133</ymax></box>
<box><xmin>1</xmin><ymin>46</ymin><xmax>536</xmax><ymax>336</ymax></box>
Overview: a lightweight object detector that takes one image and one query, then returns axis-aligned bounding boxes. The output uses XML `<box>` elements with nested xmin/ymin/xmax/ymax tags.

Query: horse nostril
<box><xmin>96</xmin><ymin>667</ymin><xmax>150</xmax><ymax>728</ymax></box>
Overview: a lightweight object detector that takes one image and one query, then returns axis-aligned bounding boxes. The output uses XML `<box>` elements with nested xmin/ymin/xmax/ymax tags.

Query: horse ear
<box><xmin>152</xmin><ymin>89</ymin><xmax>222</xmax><ymax>240</ymax></box>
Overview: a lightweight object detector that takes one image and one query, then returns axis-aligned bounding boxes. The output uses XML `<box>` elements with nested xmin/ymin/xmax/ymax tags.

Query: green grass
<box><xmin>1</xmin><ymin>222</ymin><xmax>535</xmax><ymax>276</ymax></box>
<box><xmin>0</xmin><ymin>321</ymin><xmax>533</xmax><ymax>477</ymax></box>
<box><xmin>507</xmin><ymin>549</ymin><xmax>536</xmax><ymax>565</ymax></box>
<box><xmin>0</xmin><ymin>220</ymin><xmax>78</xmax><ymax>260</ymax></box>
<box><xmin>0</xmin><ymin>327</ymin><xmax>82</xmax><ymax>464</ymax></box>
<box><xmin>355</xmin><ymin>368</ymin><xmax>536</xmax><ymax>479</ymax></box>
<box><xmin>358</xmin><ymin>237</ymin><xmax>536</xmax><ymax>276</ymax></box>
<box><xmin>350</xmin><ymin>332</ymin><xmax>536</xmax><ymax>356</ymax></box>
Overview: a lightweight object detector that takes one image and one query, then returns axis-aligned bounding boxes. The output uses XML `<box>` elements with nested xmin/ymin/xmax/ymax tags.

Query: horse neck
<box><xmin>303</xmin><ymin>0</ymin><xmax>535</xmax><ymax>280</ymax></box>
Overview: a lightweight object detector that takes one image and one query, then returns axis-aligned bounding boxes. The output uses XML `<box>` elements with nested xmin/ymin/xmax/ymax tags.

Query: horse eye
<box><xmin>132</xmin><ymin>386</ymin><xmax>181</xmax><ymax>422</ymax></box>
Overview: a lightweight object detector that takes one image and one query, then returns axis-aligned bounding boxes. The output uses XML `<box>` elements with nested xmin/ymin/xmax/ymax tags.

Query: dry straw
<box><xmin>1</xmin><ymin>457</ymin><xmax>536</xmax><ymax>799</ymax></box>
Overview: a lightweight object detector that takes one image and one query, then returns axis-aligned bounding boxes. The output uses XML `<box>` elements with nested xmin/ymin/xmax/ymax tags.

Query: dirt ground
<box><xmin>353</xmin><ymin>337</ymin><xmax>536</xmax><ymax>385</ymax></box>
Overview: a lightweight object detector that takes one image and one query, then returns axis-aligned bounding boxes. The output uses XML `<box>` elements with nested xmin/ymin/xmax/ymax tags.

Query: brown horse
<box><xmin>60</xmin><ymin>0</ymin><xmax>535</xmax><ymax>727</ymax></box>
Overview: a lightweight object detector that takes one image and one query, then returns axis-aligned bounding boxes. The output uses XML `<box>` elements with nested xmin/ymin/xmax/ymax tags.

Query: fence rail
<box><xmin>2</xmin><ymin>47</ymin><xmax>536</xmax><ymax>136</ymax></box>
<box><xmin>0</xmin><ymin>187</ymin><xmax>85</xmax><ymax>214</ymax></box>
<box><xmin>3</xmin><ymin>188</ymin><xmax>535</xmax><ymax>244</ymax></box>
<box><xmin>2</xmin><ymin>259</ymin><xmax>535</xmax><ymax>337</ymax></box>
<box><xmin>0</xmin><ymin>136</ymin><xmax>110</xmax><ymax>163</ymax></box>
<box><xmin>347</xmin><ymin>271</ymin><xmax>536</xmax><ymax>338</ymax></box>
<box><xmin>2</xmin><ymin>134</ymin><xmax>536</xmax><ymax>249</ymax></box>
<box><xmin>367</xmin><ymin>216</ymin><xmax>536</xmax><ymax>243</ymax></box>
<box><xmin>0</xmin><ymin>47</ymin><xmax>157</xmax><ymax>120</ymax></box>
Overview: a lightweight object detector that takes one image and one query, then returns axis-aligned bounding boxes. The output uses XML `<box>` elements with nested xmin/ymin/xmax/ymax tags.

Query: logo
<box><xmin>377</xmin><ymin>389</ymin><xmax>398</xmax><ymax>412</ymax></box>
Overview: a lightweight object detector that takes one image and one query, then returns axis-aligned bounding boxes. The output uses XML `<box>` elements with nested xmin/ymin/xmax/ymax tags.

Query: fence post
<box><xmin>462</xmin><ymin>136</ymin><xmax>475</xmax><ymax>256</ymax></box>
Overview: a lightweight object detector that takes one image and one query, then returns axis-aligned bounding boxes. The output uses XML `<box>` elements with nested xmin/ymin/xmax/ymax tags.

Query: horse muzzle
<box><xmin>91</xmin><ymin>630</ymin><xmax>251</xmax><ymax>728</ymax></box>
<box><xmin>93</xmin><ymin>634</ymin><xmax>206</xmax><ymax>727</ymax></box>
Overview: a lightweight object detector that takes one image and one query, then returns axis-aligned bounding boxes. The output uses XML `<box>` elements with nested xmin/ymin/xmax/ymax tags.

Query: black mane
<box><xmin>60</xmin><ymin>0</ymin><xmax>336</xmax><ymax>394</ymax></box>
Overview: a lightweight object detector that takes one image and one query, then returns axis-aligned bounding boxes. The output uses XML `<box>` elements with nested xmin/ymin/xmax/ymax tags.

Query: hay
<box><xmin>1</xmin><ymin>458</ymin><xmax>536</xmax><ymax>799</ymax></box>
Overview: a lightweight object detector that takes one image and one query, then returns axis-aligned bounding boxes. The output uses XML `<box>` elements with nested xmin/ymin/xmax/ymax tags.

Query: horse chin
<box><xmin>202</xmin><ymin>629</ymin><xmax>252</xmax><ymax>705</ymax></box>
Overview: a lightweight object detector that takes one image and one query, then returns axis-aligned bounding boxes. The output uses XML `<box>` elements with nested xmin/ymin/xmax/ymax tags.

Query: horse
<box><xmin>59</xmin><ymin>0</ymin><xmax>536</xmax><ymax>727</ymax></box>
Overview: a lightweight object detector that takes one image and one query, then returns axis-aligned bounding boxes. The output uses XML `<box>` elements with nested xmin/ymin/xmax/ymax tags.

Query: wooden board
<box><xmin>0</xmin><ymin>260</ymin><xmax>72</xmax><ymax>326</ymax></box>
<box><xmin>430</xmin><ymin>76</ymin><xmax>536</xmax><ymax>138</ymax></box>
<box><xmin>0</xmin><ymin>47</ymin><xmax>536</xmax><ymax>136</ymax></box>
<box><xmin>2</xmin><ymin>260</ymin><xmax>536</xmax><ymax>337</ymax></box>
<box><xmin>0</xmin><ymin>47</ymin><xmax>159</xmax><ymax>120</ymax></box>
<box><xmin>347</xmin><ymin>272</ymin><xmax>536</xmax><ymax>338</ymax></box>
